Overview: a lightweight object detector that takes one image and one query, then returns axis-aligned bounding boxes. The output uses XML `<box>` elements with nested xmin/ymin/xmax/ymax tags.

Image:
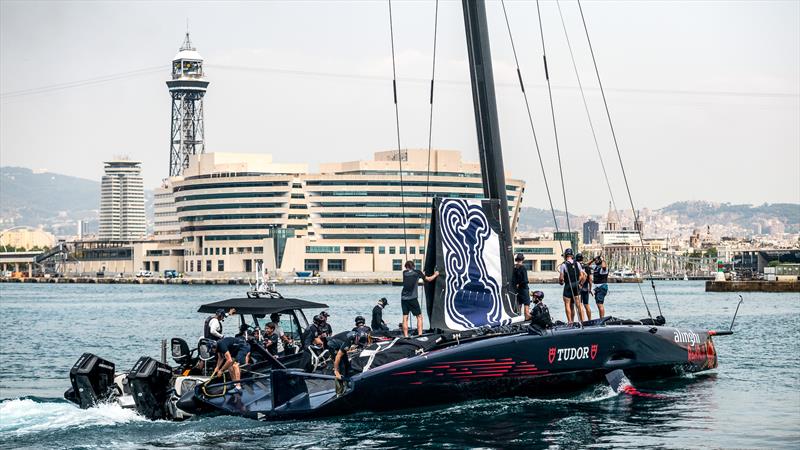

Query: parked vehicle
<box><xmin>164</xmin><ymin>270</ymin><xmax>179</xmax><ymax>279</ymax></box>
<box><xmin>136</xmin><ymin>270</ymin><xmax>154</xmax><ymax>278</ymax></box>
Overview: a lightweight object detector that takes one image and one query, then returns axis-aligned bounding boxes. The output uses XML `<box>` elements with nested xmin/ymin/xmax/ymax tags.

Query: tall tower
<box><xmin>167</xmin><ymin>32</ymin><xmax>209</xmax><ymax>176</ymax></box>
<box><xmin>99</xmin><ymin>160</ymin><xmax>146</xmax><ymax>240</ymax></box>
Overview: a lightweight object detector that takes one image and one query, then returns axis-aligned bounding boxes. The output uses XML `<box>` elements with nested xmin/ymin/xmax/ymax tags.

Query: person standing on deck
<box><xmin>576</xmin><ymin>254</ymin><xmax>593</xmax><ymax>321</ymax></box>
<box><xmin>512</xmin><ymin>253</ymin><xmax>532</xmax><ymax>320</ymax></box>
<box><xmin>558</xmin><ymin>248</ymin><xmax>585</xmax><ymax>324</ymax></box>
<box><xmin>592</xmin><ymin>255</ymin><xmax>610</xmax><ymax>318</ymax></box>
<box><xmin>400</xmin><ymin>261</ymin><xmax>439</xmax><ymax>337</ymax></box>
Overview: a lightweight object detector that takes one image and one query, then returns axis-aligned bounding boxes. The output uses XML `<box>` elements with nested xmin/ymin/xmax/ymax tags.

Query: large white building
<box><xmin>99</xmin><ymin>160</ymin><xmax>146</xmax><ymax>240</ymax></box>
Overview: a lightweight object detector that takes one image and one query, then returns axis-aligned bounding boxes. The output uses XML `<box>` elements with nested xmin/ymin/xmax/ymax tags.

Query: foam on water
<box><xmin>0</xmin><ymin>398</ymin><xmax>146</xmax><ymax>436</ymax></box>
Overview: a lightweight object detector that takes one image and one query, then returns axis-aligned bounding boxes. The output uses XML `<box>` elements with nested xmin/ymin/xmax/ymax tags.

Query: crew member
<box><xmin>400</xmin><ymin>261</ymin><xmax>439</xmax><ymax>338</ymax></box>
<box><xmin>529</xmin><ymin>290</ymin><xmax>553</xmax><ymax>330</ymax></box>
<box><xmin>269</xmin><ymin>312</ymin><xmax>292</xmax><ymax>354</ymax></box>
<box><xmin>262</xmin><ymin>322</ymin><xmax>280</xmax><ymax>356</ymax></box>
<box><xmin>576</xmin><ymin>254</ymin><xmax>592</xmax><ymax>321</ymax></box>
<box><xmin>512</xmin><ymin>253</ymin><xmax>531</xmax><ymax>320</ymax></box>
<box><xmin>352</xmin><ymin>315</ymin><xmax>372</xmax><ymax>336</ymax></box>
<box><xmin>592</xmin><ymin>255</ymin><xmax>610</xmax><ymax>318</ymax></box>
<box><xmin>210</xmin><ymin>336</ymin><xmax>250</xmax><ymax>393</ymax></box>
<box><xmin>319</xmin><ymin>311</ymin><xmax>333</xmax><ymax>337</ymax></box>
<box><xmin>204</xmin><ymin>308</ymin><xmax>226</xmax><ymax>340</ymax></box>
<box><xmin>299</xmin><ymin>315</ymin><xmax>324</xmax><ymax>372</ymax></box>
<box><xmin>329</xmin><ymin>331</ymin><xmax>358</xmax><ymax>395</ymax></box>
<box><xmin>371</xmin><ymin>298</ymin><xmax>389</xmax><ymax>332</ymax></box>
<box><xmin>558</xmin><ymin>248</ymin><xmax>585</xmax><ymax>324</ymax></box>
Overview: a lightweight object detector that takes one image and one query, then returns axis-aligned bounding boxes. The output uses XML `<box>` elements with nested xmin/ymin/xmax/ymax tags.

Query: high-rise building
<box><xmin>167</xmin><ymin>32</ymin><xmax>208</xmax><ymax>177</ymax></box>
<box><xmin>99</xmin><ymin>160</ymin><xmax>146</xmax><ymax>240</ymax></box>
<box><xmin>582</xmin><ymin>219</ymin><xmax>599</xmax><ymax>244</ymax></box>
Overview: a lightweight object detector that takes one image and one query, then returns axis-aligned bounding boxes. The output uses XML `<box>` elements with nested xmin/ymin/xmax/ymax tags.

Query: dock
<box><xmin>705</xmin><ymin>280</ymin><xmax>800</xmax><ymax>292</ymax></box>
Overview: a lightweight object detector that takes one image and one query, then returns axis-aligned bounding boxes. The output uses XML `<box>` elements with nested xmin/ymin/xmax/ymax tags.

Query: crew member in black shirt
<box><xmin>512</xmin><ymin>253</ymin><xmax>531</xmax><ymax>320</ymax></box>
<box><xmin>319</xmin><ymin>310</ymin><xmax>333</xmax><ymax>336</ymax></box>
<box><xmin>329</xmin><ymin>331</ymin><xmax>358</xmax><ymax>395</ymax></box>
<box><xmin>210</xmin><ymin>336</ymin><xmax>250</xmax><ymax>393</ymax></box>
<box><xmin>400</xmin><ymin>261</ymin><xmax>440</xmax><ymax>338</ymax></box>
<box><xmin>371</xmin><ymin>297</ymin><xmax>389</xmax><ymax>332</ymax></box>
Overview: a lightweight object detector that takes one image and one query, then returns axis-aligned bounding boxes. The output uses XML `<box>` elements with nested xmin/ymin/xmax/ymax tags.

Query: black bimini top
<box><xmin>197</xmin><ymin>297</ymin><xmax>328</xmax><ymax>315</ymax></box>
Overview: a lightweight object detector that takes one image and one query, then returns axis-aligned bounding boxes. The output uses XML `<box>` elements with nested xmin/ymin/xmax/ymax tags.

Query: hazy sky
<box><xmin>1</xmin><ymin>0</ymin><xmax>798</xmax><ymax>215</ymax></box>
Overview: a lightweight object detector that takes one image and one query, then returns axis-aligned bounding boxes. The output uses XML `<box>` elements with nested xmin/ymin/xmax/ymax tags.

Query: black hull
<box><xmin>190</xmin><ymin>324</ymin><xmax>719</xmax><ymax>421</ymax></box>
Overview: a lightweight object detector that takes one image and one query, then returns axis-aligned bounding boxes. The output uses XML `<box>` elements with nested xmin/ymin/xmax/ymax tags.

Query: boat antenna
<box><xmin>422</xmin><ymin>0</ymin><xmax>440</xmax><ymax>253</ymax></box>
<box><xmin>577</xmin><ymin>0</ymin><xmax>662</xmax><ymax>320</ymax></box>
<box><xmin>387</xmin><ymin>0</ymin><xmax>409</xmax><ymax>259</ymax></box>
<box><xmin>498</xmin><ymin>0</ymin><xmax>574</xmax><ymax>303</ymax></box>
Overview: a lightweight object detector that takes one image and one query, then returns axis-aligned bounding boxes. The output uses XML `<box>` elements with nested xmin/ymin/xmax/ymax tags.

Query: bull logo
<box><xmin>548</xmin><ymin>347</ymin><xmax>556</xmax><ymax>364</ymax></box>
<box><xmin>590</xmin><ymin>344</ymin><xmax>598</xmax><ymax>360</ymax></box>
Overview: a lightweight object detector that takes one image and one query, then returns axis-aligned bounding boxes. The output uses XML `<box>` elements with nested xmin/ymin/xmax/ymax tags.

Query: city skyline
<box><xmin>2</xmin><ymin>1</ymin><xmax>798</xmax><ymax>215</ymax></box>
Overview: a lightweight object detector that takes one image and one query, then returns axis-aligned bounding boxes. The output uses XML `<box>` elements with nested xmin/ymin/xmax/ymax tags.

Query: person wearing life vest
<box><xmin>203</xmin><ymin>308</ymin><xmax>226</xmax><ymax>340</ymax></box>
<box><xmin>558</xmin><ymin>248</ymin><xmax>586</xmax><ymax>324</ymax></box>
<box><xmin>529</xmin><ymin>290</ymin><xmax>553</xmax><ymax>330</ymax></box>
<box><xmin>592</xmin><ymin>255</ymin><xmax>610</xmax><ymax>318</ymax></box>
<box><xmin>576</xmin><ymin>254</ymin><xmax>593</xmax><ymax>321</ymax></box>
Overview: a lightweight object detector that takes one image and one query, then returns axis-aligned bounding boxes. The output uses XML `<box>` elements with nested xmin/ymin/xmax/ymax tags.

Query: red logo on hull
<box><xmin>590</xmin><ymin>344</ymin><xmax>598</xmax><ymax>360</ymax></box>
<box><xmin>548</xmin><ymin>347</ymin><xmax>557</xmax><ymax>364</ymax></box>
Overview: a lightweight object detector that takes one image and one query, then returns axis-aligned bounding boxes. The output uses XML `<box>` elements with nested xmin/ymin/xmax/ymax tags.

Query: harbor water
<box><xmin>0</xmin><ymin>282</ymin><xmax>798</xmax><ymax>449</ymax></box>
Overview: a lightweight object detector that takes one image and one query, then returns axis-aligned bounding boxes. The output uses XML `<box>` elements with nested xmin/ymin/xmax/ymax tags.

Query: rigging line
<box><xmin>577</xmin><ymin>0</ymin><xmax>661</xmax><ymax>318</ymax></box>
<box><xmin>422</xmin><ymin>0</ymin><xmax>439</xmax><ymax>254</ymax></box>
<box><xmin>0</xmin><ymin>66</ymin><xmax>165</xmax><ymax>99</ymax></box>
<box><xmin>555</xmin><ymin>0</ymin><xmax>621</xmax><ymax>227</ymax></box>
<box><xmin>388</xmin><ymin>0</ymin><xmax>409</xmax><ymax>259</ymax></box>
<box><xmin>500</xmin><ymin>0</ymin><xmax>576</xmax><ymax>317</ymax></box>
<box><xmin>535</xmin><ymin>0</ymin><xmax>573</xmax><ymax>238</ymax></box>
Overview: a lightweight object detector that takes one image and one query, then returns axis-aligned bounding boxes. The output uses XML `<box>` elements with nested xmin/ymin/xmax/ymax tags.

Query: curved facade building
<box><xmin>141</xmin><ymin>150</ymin><xmax>524</xmax><ymax>277</ymax></box>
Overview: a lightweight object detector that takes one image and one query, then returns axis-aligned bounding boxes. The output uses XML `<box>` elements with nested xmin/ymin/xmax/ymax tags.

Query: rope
<box><xmin>423</xmin><ymin>0</ymin><xmax>440</xmax><ymax>254</ymax></box>
<box><xmin>500</xmin><ymin>0</ymin><xmax>578</xmax><ymax>324</ymax></box>
<box><xmin>554</xmin><ymin>0</ymin><xmax>622</xmax><ymax>227</ymax></box>
<box><xmin>577</xmin><ymin>0</ymin><xmax>662</xmax><ymax>318</ymax></box>
<box><xmin>388</xmin><ymin>0</ymin><xmax>409</xmax><ymax>259</ymax></box>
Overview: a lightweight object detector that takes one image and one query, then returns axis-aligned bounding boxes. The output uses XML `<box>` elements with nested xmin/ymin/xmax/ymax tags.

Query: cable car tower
<box><xmin>167</xmin><ymin>32</ymin><xmax>209</xmax><ymax>176</ymax></box>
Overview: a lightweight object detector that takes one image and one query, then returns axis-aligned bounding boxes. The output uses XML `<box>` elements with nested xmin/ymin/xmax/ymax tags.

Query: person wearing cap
<box><xmin>558</xmin><ymin>248</ymin><xmax>586</xmax><ymax>324</ymax></box>
<box><xmin>512</xmin><ymin>253</ymin><xmax>532</xmax><ymax>320</ymax></box>
<box><xmin>371</xmin><ymin>298</ymin><xmax>389</xmax><ymax>332</ymax></box>
<box><xmin>204</xmin><ymin>308</ymin><xmax>226</xmax><ymax>341</ymax></box>
<box><xmin>400</xmin><ymin>260</ymin><xmax>440</xmax><ymax>338</ymax></box>
<box><xmin>318</xmin><ymin>311</ymin><xmax>333</xmax><ymax>337</ymax></box>
<box><xmin>352</xmin><ymin>315</ymin><xmax>372</xmax><ymax>336</ymax></box>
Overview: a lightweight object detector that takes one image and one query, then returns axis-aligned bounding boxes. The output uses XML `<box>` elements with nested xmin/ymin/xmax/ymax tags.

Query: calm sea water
<box><xmin>0</xmin><ymin>281</ymin><xmax>798</xmax><ymax>449</ymax></box>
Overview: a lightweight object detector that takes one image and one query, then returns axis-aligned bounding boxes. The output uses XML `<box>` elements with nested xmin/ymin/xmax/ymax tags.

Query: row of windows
<box><xmin>176</xmin><ymin>203</ymin><xmax>284</xmax><ymax>212</ymax></box>
<box><xmin>319</xmin><ymin>233</ymin><xmax>424</xmax><ymax>240</ymax></box>
<box><xmin>517</xmin><ymin>247</ymin><xmax>555</xmax><ymax>255</ymax></box>
<box><xmin>392</xmin><ymin>259</ymin><xmax>423</xmax><ymax>270</ymax></box>
<box><xmin>318</xmin><ymin>212</ymin><xmax>429</xmax><ymax>219</ymax></box>
<box><xmin>306</xmin><ymin>179</ymin><xmax>519</xmax><ymax>190</ymax></box>
<box><xmin>318</xmin><ymin>223</ymin><xmax>427</xmax><ymax>229</ymax></box>
<box><xmin>180</xmin><ymin>213</ymin><xmax>283</xmax><ymax>222</ymax></box>
<box><xmin>175</xmin><ymin>192</ymin><xmax>287</xmax><ymax>202</ymax></box>
<box><xmin>303</xmin><ymin>259</ymin><xmax>345</xmax><ymax>272</ymax></box>
<box><xmin>197</xmin><ymin>246</ymin><xmax>264</xmax><ymax>256</ymax></box>
<box><xmin>303</xmin><ymin>245</ymin><xmax>426</xmax><ymax>255</ymax></box>
<box><xmin>182</xmin><ymin>224</ymin><xmax>279</xmax><ymax>232</ymax></box>
<box><xmin>187</xmin><ymin>259</ymin><xmax>225</xmax><ymax>272</ymax></box>
<box><xmin>203</xmin><ymin>234</ymin><xmax>271</xmax><ymax>241</ymax></box>
<box><xmin>308</xmin><ymin>191</ymin><xmax>512</xmax><ymax>200</ymax></box>
<box><xmin>174</xmin><ymin>181</ymin><xmax>290</xmax><ymax>192</ymax></box>
<box><xmin>306</xmin><ymin>246</ymin><xmax>340</xmax><ymax>253</ymax></box>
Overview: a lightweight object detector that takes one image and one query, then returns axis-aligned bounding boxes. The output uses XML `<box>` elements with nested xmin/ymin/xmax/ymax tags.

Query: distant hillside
<box><xmin>0</xmin><ymin>167</ymin><xmax>100</xmax><ymax>227</ymax></box>
<box><xmin>517</xmin><ymin>207</ymin><xmax>588</xmax><ymax>232</ymax></box>
<box><xmin>0</xmin><ymin>167</ymin><xmax>153</xmax><ymax>235</ymax></box>
<box><xmin>658</xmin><ymin>201</ymin><xmax>799</xmax><ymax>233</ymax></box>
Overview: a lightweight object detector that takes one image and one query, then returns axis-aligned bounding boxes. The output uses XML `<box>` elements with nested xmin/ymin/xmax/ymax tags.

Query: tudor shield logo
<box><xmin>547</xmin><ymin>345</ymin><xmax>600</xmax><ymax>363</ymax></box>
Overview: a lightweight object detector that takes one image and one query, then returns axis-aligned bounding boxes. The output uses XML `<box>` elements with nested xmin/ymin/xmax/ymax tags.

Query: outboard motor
<box><xmin>65</xmin><ymin>353</ymin><xmax>117</xmax><ymax>409</ymax></box>
<box><xmin>128</xmin><ymin>356</ymin><xmax>174</xmax><ymax>420</ymax></box>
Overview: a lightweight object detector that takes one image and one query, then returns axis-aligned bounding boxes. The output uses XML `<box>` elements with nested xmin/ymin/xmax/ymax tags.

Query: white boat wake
<box><xmin>0</xmin><ymin>398</ymin><xmax>146</xmax><ymax>436</ymax></box>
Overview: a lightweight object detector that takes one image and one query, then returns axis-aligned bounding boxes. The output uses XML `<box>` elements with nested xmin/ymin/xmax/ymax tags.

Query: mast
<box><xmin>462</xmin><ymin>0</ymin><xmax>513</xmax><ymax>267</ymax></box>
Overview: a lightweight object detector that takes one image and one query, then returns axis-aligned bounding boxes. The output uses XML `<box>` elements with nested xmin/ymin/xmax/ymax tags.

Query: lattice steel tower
<box><xmin>167</xmin><ymin>32</ymin><xmax>209</xmax><ymax>176</ymax></box>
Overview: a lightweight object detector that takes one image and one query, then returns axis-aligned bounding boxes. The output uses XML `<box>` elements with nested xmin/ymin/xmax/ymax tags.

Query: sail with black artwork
<box><xmin>424</xmin><ymin>197</ymin><xmax>517</xmax><ymax>331</ymax></box>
